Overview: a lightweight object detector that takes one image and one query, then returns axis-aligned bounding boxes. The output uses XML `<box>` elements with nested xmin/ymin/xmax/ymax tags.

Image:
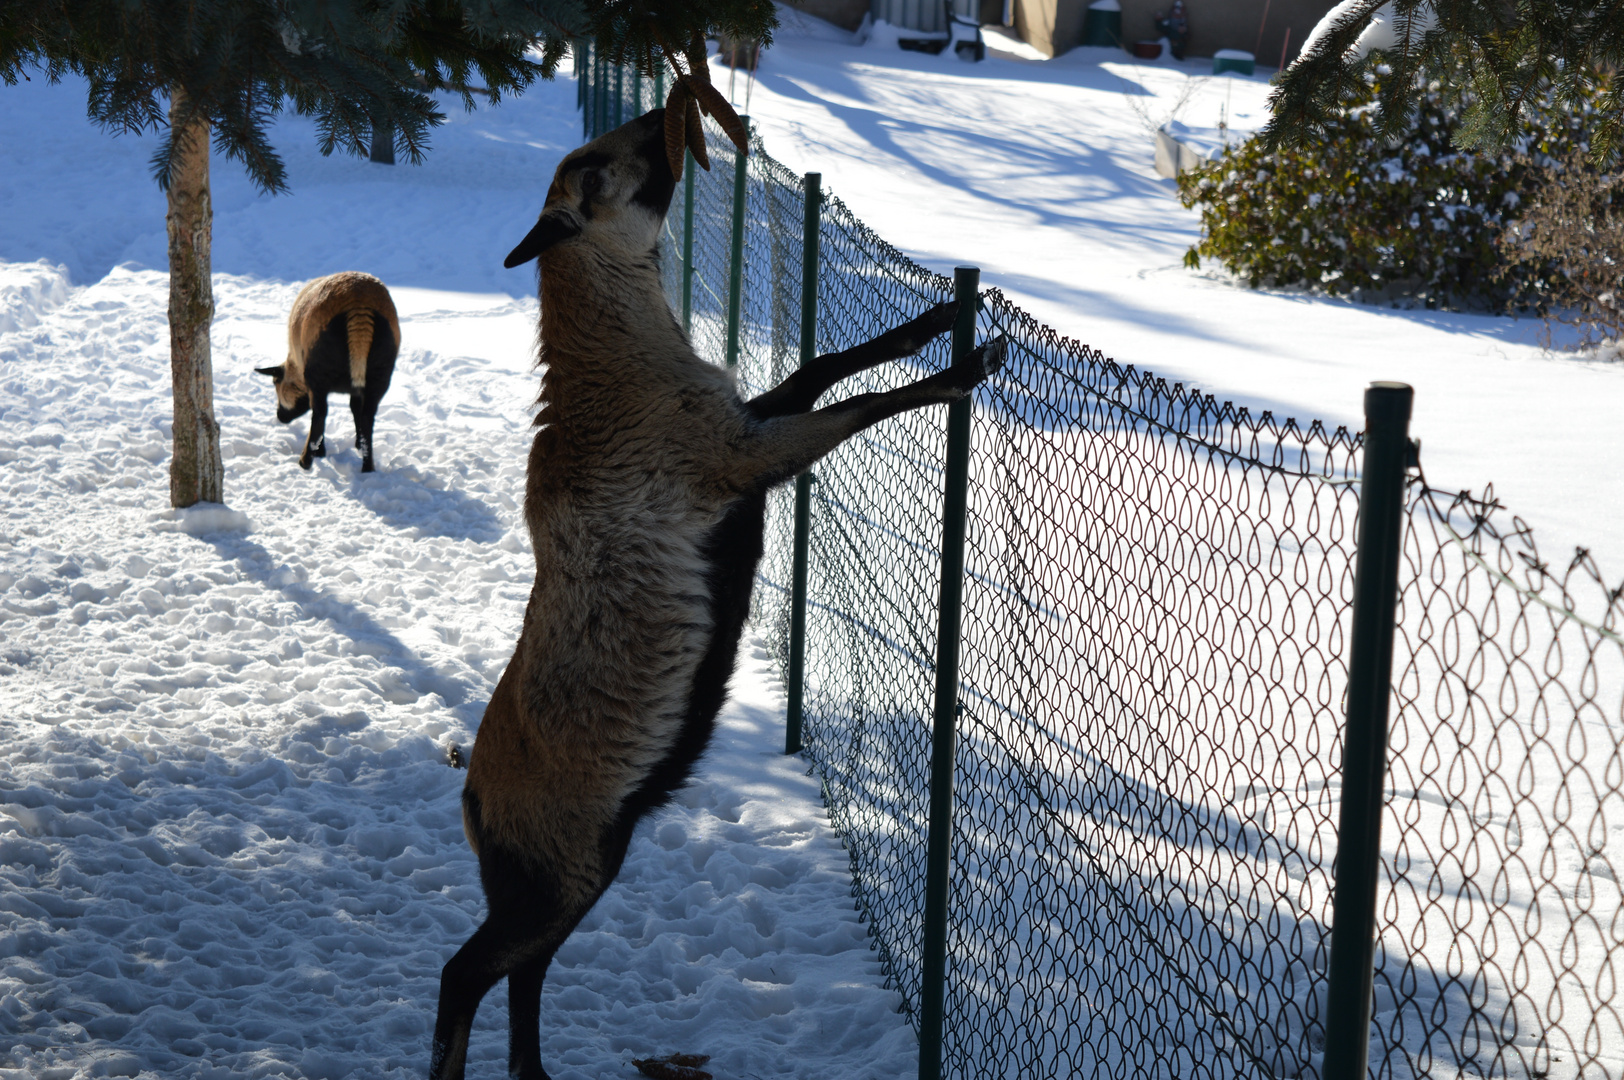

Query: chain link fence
<box><xmin>1380</xmin><ymin>487</ymin><xmax>1624</xmax><ymax>1078</ymax></box>
<box><xmin>578</xmin><ymin>48</ymin><xmax>1624</xmax><ymax>1079</ymax></box>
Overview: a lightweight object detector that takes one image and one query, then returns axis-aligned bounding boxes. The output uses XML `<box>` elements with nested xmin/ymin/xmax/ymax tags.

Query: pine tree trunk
<box><xmin>166</xmin><ymin>86</ymin><xmax>223</xmax><ymax>508</ymax></box>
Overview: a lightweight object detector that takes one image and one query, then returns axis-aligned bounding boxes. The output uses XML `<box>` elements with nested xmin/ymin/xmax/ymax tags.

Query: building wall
<box><xmin>873</xmin><ymin>0</ymin><xmax>947</xmax><ymax>32</ymax></box>
<box><xmin>1014</xmin><ymin>0</ymin><xmax>1328</xmax><ymax>62</ymax></box>
<box><xmin>1012</xmin><ymin>0</ymin><xmax>1090</xmax><ymax>56</ymax></box>
<box><xmin>784</xmin><ymin>0</ymin><xmax>872</xmax><ymax>31</ymax></box>
<box><xmin>871</xmin><ymin>0</ymin><xmax>983</xmax><ymax>33</ymax></box>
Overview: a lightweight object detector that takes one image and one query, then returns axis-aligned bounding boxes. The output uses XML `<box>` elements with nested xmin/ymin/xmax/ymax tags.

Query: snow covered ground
<box><xmin>0</xmin><ymin>49</ymin><xmax>917</xmax><ymax>1080</ymax></box>
<box><xmin>3</xmin><ymin>10</ymin><xmax>1622</xmax><ymax>1080</ymax></box>
<box><xmin>744</xmin><ymin>13</ymin><xmax>1624</xmax><ymax>571</ymax></box>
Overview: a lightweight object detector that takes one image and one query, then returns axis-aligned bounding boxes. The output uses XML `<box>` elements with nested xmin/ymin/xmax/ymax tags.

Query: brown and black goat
<box><xmin>255</xmin><ymin>271</ymin><xmax>400</xmax><ymax>472</ymax></box>
<box><xmin>430</xmin><ymin>109</ymin><xmax>1005</xmax><ymax>1080</ymax></box>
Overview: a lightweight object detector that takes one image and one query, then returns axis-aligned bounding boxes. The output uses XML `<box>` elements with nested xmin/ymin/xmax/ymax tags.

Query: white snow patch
<box><xmin>1296</xmin><ymin>0</ymin><xmax>1440</xmax><ymax>65</ymax></box>
<box><xmin>0</xmin><ymin>260</ymin><xmax>72</xmax><ymax>333</ymax></box>
<box><xmin>1584</xmin><ymin>338</ymin><xmax>1624</xmax><ymax>364</ymax></box>
<box><xmin>151</xmin><ymin>503</ymin><xmax>253</xmax><ymax>536</ymax></box>
<box><xmin>981</xmin><ymin>24</ymin><xmax>1051</xmax><ymax>62</ymax></box>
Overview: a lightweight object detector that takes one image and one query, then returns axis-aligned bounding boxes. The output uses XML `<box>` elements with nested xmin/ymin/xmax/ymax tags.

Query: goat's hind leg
<box><xmin>746</xmin><ymin>300</ymin><xmax>959</xmax><ymax>420</ymax></box>
<box><xmin>506</xmin><ymin>958</ymin><xmax>552</xmax><ymax>1080</ymax></box>
<box><xmin>494</xmin><ymin>881</ymin><xmax>612</xmax><ymax>1080</ymax></box>
<box><xmin>433</xmin><ymin>834</ymin><xmax>612</xmax><ymax>1080</ymax></box>
<box><xmin>350</xmin><ymin>391</ymin><xmax>377</xmax><ymax>473</ymax></box>
<box><xmin>432</xmin><ymin>840</ymin><xmax>561</xmax><ymax>1080</ymax></box>
<box><xmin>430</xmin><ymin>917</ymin><xmax>525</xmax><ymax>1080</ymax></box>
<box><xmin>431</xmin><ymin>902</ymin><xmax>576</xmax><ymax>1080</ymax></box>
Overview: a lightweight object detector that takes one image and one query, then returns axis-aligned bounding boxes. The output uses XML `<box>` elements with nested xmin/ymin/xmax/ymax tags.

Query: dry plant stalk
<box><xmin>1504</xmin><ymin>146</ymin><xmax>1624</xmax><ymax>354</ymax></box>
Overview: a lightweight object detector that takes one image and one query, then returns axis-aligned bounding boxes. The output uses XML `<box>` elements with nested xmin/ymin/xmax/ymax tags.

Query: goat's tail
<box><xmin>345</xmin><ymin>308</ymin><xmax>375</xmax><ymax>391</ymax></box>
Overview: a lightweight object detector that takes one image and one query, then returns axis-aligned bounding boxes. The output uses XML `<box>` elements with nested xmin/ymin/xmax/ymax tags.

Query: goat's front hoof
<box><xmin>976</xmin><ymin>336</ymin><xmax>1009</xmax><ymax>377</ymax></box>
<box><xmin>889</xmin><ymin>300</ymin><xmax>959</xmax><ymax>354</ymax></box>
<box><xmin>949</xmin><ymin>337</ymin><xmax>1008</xmax><ymax>392</ymax></box>
<box><xmin>360</xmin><ymin>459</ymin><xmax>375</xmax><ymax>474</ymax></box>
<box><xmin>298</xmin><ymin>454</ymin><xmax>314</xmax><ymax>471</ymax></box>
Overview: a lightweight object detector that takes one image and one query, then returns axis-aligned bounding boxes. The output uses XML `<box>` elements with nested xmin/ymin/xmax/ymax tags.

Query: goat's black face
<box><xmin>504</xmin><ymin>109</ymin><xmax>676</xmax><ymax>269</ymax></box>
<box><xmin>255</xmin><ymin>364</ymin><xmax>310</xmax><ymax>422</ymax></box>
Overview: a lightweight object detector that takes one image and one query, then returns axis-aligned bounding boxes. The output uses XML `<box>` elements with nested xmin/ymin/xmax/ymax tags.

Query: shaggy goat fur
<box><xmin>430</xmin><ymin>109</ymin><xmax>1005</xmax><ymax>1080</ymax></box>
<box><xmin>255</xmin><ymin>271</ymin><xmax>400</xmax><ymax>472</ymax></box>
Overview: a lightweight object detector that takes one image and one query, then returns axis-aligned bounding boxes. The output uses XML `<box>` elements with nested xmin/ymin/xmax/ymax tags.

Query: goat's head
<box><xmin>503</xmin><ymin>109</ymin><xmax>677</xmax><ymax>270</ymax></box>
<box><xmin>253</xmin><ymin>364</ymin><xmax>310</xmax><ymax>423</ymax></box>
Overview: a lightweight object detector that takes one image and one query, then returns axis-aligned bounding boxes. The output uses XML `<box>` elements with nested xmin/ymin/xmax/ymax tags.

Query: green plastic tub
<box><xmin>1212</xmin><ymin>49</ymin><xmax>1255</xmax><ymax>75</ymax></box>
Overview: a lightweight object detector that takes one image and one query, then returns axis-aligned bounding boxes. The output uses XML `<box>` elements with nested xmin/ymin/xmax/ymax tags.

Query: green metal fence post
<box><xmin>633</xmin><ymin>66</ymin><xmax>643</xmax><ymax>115</ymax></box>
<box><xmin>1323</xmin><ymin>381</ymin><xmax>1415</xmax><ymax>1080</ymax></box>
<box><xmin>654</xmin><ymin>65</ymin><xmax>665</xmax><ymax>111</ymax></box>
<box><xmin>582</xmin><ymin>42</ymin><xmax>593</xmax><ymax>141</ymax></box>
<box><xmin>613</xmin><ymin>61</ymin><xmax>623</xmax><ymax>129</ymax></box>
<box><xmin>681</xmin><ymin>151</ymin><xmax>696</xmax><ymax>335</ymax></box>
<box><xmin>596</xmin><ymin>52</ymin><xmax>607</xmax><ymax>138</ymax></box>
<box><xmin>724</xmin><ymin>117</ymin><xmax>751</xmax><ymax>369</ymax></box>
<box><xmin>591</xmin><ymin>52</ymin><xmax>601</xmax><ymax>139</ymax></box>
<box><xmin>918</xmin><ymin>266</ymin><xmax>979</xmax><ymax>1080</ymax></box>
<box><xmin>785</xmin><ymin>171</ymin><xmax>822</xmax><ymax>756</ymax></box>
<box><xmin>576</xmin><ymin>40</ymin><xmax>586</xmax><ymax>120</ymax></box>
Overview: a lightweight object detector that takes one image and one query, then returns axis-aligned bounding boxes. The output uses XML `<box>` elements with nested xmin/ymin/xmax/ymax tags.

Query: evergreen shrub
<box><xmin>1177</xmin><ymin>72</ymin><xmax>1590</xmax><ymax>310</ymax></box>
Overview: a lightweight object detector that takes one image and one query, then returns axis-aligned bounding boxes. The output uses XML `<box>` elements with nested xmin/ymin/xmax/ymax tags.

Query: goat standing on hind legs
<box><xmin>255</xmin><ymin>271</ymin><xmax>399</xmax><ymax>472</ymax></box>
<box><xmin>430</xmin><ymin>108</ymin><xmax>1005</xmax><ymax>1080</ymax></box>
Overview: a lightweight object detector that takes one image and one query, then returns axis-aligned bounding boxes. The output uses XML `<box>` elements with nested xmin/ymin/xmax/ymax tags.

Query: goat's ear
<box><xmin>254</xmin><ymin>365</ymin><xmax>284</xmax><ymax>379</ymax></box>
<box><xmin>504</xmin><ymin>214</ymin><xmax>582</xmax><ymax>268</ymax></box>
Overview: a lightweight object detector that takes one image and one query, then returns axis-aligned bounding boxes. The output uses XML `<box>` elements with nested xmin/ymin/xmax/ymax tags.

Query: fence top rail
<box><xmin>1412</xmin><ymin>482</ymin><xmax>1624</xmax><ymax>639</ymax></box>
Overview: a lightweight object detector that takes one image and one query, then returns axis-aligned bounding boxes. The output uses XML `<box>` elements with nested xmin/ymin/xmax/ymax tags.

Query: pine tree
<box><xmin>0</xmin><ymin>0</ymin><xmax>776</xmax><ymax>507</ymax></box>
<box><xmin>1263</xmin><ymin>0</ymin><xmax>1623</xmax><ymax>159</ymax></box>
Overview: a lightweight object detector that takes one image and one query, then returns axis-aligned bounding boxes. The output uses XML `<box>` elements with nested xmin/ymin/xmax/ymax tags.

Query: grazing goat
<box><xmin>430</xmin><ymin>108</ymin><xmax>1005</xmax><ymax>1080</ymax></box>
<box><xmin>255</xmin><ymin>271</ymin><xmax>399</xmax><ymax>472</ymax></box>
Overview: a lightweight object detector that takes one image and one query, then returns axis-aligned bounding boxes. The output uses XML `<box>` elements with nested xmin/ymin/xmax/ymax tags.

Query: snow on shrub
<box><xmin>1177</xmin><ymin>70</ymin><xmax>1593</xmax><ymax>310</ymax></box>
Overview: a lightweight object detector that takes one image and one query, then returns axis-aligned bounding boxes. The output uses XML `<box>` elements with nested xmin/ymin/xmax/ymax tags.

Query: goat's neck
<box><xmin>538</xmin><ymin>248</ymin><xmax>687</xmax><ymax>373</ymax></box>
<box><xmin>535</xmin><ymin>247</ymin><xmax>724</xmax><ymax>434</ymax></box>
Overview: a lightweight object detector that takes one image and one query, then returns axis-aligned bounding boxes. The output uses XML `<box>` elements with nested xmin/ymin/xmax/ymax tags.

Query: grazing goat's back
<box><xmin>288</xmin><ymin>272</ymin><xmax>400</xmax><ymax>391</ymax></box>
